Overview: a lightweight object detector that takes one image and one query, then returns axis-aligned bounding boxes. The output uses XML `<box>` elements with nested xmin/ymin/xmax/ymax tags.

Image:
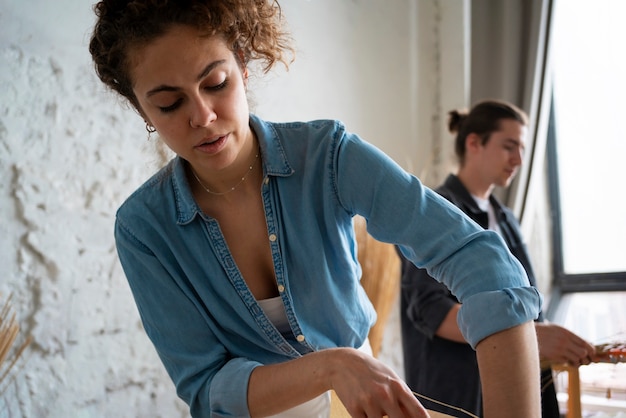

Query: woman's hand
<box><xmin>248</xmin><ymin>346</ymin><xmax>429</xmax><ymax>417</ymax></box>
<box><xmin>327</xmin><ymin>348</ymin><xmax>430</xmax><ymax>418</ymax></box>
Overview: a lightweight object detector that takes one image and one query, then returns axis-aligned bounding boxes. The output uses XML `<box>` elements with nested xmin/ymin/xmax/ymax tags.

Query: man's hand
<box><xmin>535</xmin><ymin>322</ymin><xmax>596</xmax><ymax>366</ymax></box>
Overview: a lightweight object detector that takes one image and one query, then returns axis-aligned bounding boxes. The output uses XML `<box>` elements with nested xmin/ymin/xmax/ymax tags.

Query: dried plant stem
<box><xmin>0</xmin><ymin>293</ymin><xmax>32</xmax><ymax>395</ymax></box>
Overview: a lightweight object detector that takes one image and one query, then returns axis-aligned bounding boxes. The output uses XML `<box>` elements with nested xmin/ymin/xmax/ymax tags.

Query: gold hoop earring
<box><xmin>145</xmin><ymin>123</ymin><xmax>156</xmax><ymax>140</ymax></box>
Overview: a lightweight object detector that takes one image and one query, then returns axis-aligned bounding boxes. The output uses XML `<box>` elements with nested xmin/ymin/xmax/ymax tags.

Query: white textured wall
<box><xmin>0</xmin><ymin>1</ymin><xmax>467</xmax><ymax>416</ymax></box>
<box><xmin>0</xmin><ymin>2</ymin><xmax>188</xmax><ymax>417</ymax></box>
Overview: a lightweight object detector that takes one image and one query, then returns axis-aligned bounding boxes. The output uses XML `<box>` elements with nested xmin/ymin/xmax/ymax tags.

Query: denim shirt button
<box><xmin>277</xmin><ymin>284</ymin><xmax>285</xmax><ymax>292</ymax></box>
<box><xmin>264</xmin><ymin>177</ymin><xmax>269</xmax><ymax>185</ymax></box>
<box><xmin>269</xmin><ymin>234</ymin><xmax>277</xmax><ymax>242</ymax></box>
<box><xmin>296</xmin><ymin>334</ymin><xmax>305</xmax><ymax>342</ymax></box>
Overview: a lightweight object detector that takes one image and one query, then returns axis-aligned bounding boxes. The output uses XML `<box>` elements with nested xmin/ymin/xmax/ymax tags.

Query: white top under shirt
<box><xmin>471</xmin><ymin>194</ymin><xmax>501</xmax><ymax>234</ymax></box>
<box><xmin>257</xmin><ymin>296</ymin><xmax>331</xmax><ymax>418</ymax></box>
<box><xmin>257</xmin><ymin>297</ymin><xmax>374</xmax><ymax>417</ymax></box>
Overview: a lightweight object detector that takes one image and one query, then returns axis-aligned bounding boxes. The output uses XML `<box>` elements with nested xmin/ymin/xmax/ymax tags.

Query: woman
<box><xmin>89</xmin><ymin>2</ymin><xmax>542</xmax><ymax>417</ymax></box>
<box><xmin>397</xmin><ymin>100</ymin><xmax>595</xmax><ymax>417</ymax></box>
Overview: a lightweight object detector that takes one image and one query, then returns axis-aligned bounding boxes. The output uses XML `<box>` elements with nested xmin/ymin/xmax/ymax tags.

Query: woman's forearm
<box><xmin>247</xmin><ymin>347</ymin><xmax>429</xmax><ymax>417</ymax></box>
<box><xmin>247</xmin><ymin>349</ymin><xmax>330</xmax><ymax>417</ymax></box>
<box><xmin>476</xmin><ymin>321</ymin><xmax>541</xmax><ymax>418</ymax></box>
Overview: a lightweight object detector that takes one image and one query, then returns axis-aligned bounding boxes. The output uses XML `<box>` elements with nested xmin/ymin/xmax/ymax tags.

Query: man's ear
<box><xmin>465</xmin><ymin>133</ymin><xmax>482</xmax><ymax>154</ymax></box>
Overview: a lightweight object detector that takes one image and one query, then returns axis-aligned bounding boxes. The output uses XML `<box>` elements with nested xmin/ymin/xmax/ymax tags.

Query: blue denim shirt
<box><xmin>115</xmin><ymin>114</ymin><xmax>542</xmax><ymax>417</ymax></box>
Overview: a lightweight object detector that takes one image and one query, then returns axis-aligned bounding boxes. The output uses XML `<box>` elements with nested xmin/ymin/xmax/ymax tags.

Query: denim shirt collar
<box><xmin>171</xmin><ymin>114</ymin><xmax>295</xmax><ymax>226</ymax></box>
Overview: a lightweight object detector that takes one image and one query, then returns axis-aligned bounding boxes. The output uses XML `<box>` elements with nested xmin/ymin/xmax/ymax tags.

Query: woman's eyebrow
<box><xmin>146</xmin><ymin>59</ymin><xmax>227</xmax><ymax>97</ymax></box>
<box><xmin>197</xmin><ymin>59</ymin><xmax>226</xmax><ymax>81</ymax></box>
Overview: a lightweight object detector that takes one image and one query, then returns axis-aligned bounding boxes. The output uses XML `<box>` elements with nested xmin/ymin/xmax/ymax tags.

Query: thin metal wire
<box><xmin>412</xmin><ymin>391</ymin><xmax>480</xmax><ymax>418</ymax></box>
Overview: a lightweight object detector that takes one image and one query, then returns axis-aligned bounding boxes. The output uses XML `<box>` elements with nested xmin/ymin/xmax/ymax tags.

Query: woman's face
<box><xmin>130</xmin><ymin>25</ymin><xmax>252</xmax><ymax>174</ymax></box>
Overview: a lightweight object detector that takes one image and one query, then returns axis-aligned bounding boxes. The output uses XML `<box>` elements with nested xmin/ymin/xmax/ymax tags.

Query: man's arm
<box><xmin>435</xmin><ymin>303</ymin><xmax>465</xmax><ymax>343</ymax></box>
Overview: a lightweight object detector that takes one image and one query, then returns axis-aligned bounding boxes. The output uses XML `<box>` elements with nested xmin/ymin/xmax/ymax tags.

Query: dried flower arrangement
<box><xmin>0</xmin><ymin>293</ymin><xmax>32</xmax><ymax>396</ymax></box>
<box><xmin>353</xmin><ymin>215</ymin><xmax>401</xmax><ymax>358</ymax></box>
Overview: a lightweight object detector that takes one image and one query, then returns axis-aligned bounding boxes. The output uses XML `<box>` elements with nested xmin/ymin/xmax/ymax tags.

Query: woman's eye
<box><xmin>155</xmin><ymin>79</ymin><xmax>228</xmax><ymax>113</ymax></box>
<box><xmin>159</xmin><ymin>99</ymin><xmax>182</xmax><ymax>113</ymax></box>
<box><xmin>206</xmin><ymin>79</ymin><xmax>228</xmax><ymax>91</ymax></box>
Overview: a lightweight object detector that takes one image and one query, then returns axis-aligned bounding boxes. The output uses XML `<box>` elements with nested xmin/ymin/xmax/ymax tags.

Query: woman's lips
<box><xmin>195</xmin><ymin>134</ymin><xmax>228</xmax><ymax>154</ymax></box>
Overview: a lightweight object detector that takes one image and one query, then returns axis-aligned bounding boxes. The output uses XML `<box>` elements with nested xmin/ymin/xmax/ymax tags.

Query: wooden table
<box><xmin>552</xmin><ymin>364</ymin><xmax>582</xmax><ymax>418</ymax></box>
<box><xmin>552</xmin><ymin>344</ymin><xmax>625</xmax><ymax>418</ymax></box>
<box><xmin>330</xmin><ymin>390</ymin><xmax>455</xmax><ymax>418</ymax></box>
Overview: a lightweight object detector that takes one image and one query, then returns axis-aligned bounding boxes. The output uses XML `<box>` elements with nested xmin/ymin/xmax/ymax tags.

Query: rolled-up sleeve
<box><xmin>457</xmin><ymin>287</ymin><xmax>542</xmax><ymax>348</ymax></box>
<box><xmin>209</xmin><ymin>358</ymin><xmax>261</xmax><ymax>417</ymax></box>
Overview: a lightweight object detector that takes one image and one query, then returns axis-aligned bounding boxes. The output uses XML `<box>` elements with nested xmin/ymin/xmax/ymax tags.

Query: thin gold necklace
<box><xmin>191</xmin><ymin>150</ymin><xmax>260</xmax><ymax>196</ymax></box>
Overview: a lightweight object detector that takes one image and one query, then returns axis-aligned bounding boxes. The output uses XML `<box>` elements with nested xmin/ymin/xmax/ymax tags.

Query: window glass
<box><xmin>551</xmin><ymin>291</ymin><xmax>626</xmax><ymax>414</ymax></box>
<box><xmin>551</xmin><ymin>0</ymin><xmax>626</xmax><ymax>274</ymax></box>
<box><xmin>546</xmin><ymin>2</ymin><xmax>626</xmax><ymax>413</ymax></box>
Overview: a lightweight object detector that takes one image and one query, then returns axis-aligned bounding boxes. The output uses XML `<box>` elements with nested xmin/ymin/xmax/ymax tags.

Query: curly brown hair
<box><xmin>89</xmin><ymin>0</ymin><xmax>294</xmax><ymax>112</ymax></box>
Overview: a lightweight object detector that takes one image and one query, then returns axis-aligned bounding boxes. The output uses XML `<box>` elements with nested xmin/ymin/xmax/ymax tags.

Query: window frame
<box><xmin>546</xmin><ymin>93</ymin><xmax>626</xmax><ymax>294</ymax></box>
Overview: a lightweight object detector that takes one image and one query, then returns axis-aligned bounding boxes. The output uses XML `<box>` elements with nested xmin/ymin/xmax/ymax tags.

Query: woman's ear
<box><xmin>235</xmin><ymin>49</ymin><xmax>249</xmax><ymax>89</ymax></box>
<box><xmin>235</xmin><ymin>49</ymin><xmax>248</xmax><ymax>73</ymax></box>
<box><xmin>243</xmin><ymin>66</ymin><xmax>249</xmax><ymax>88</ymax></box>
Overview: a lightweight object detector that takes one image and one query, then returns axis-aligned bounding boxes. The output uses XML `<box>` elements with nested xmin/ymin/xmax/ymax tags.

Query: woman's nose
<box><xmin>189</xmin><ymin>97</ymin><xmax>216</xmax><ymax>128</ymax></box>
